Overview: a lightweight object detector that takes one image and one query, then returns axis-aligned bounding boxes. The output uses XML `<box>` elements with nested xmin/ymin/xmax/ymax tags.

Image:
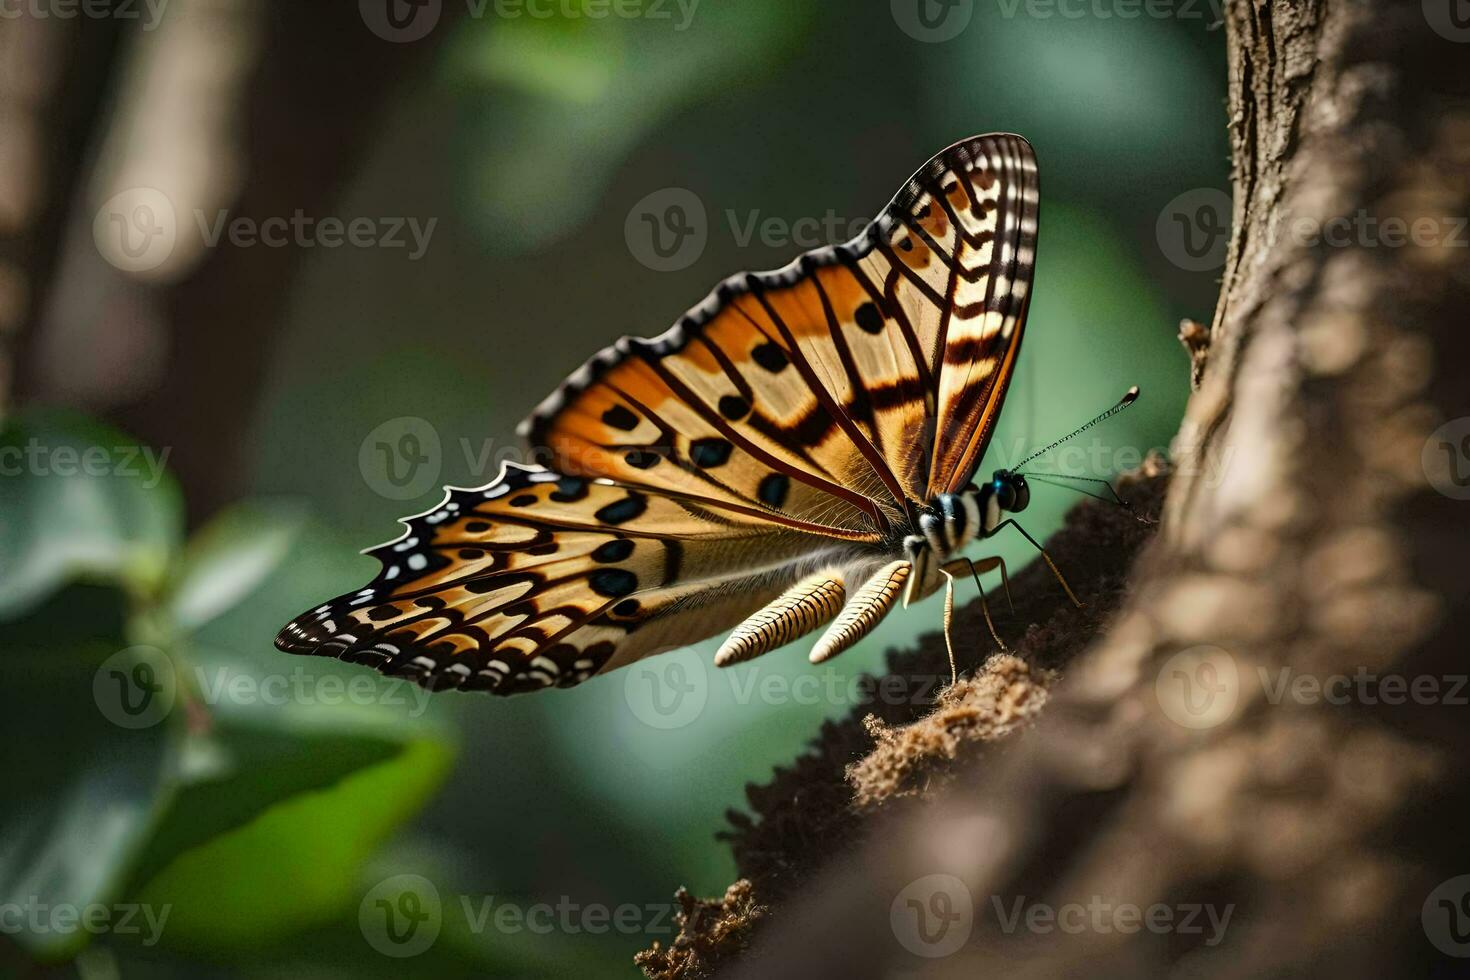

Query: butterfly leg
<box><xmin>956</xmin><ymin>554</ymin><xmax>1013</xmax><ymax>613</ymax></box>
<box><xmin>714</xmin><ymin>571</ymin><xmax>846</xmax><ymax>667</ymax></box>
<box><xmin>937</xmin><ymin>565</ymin><xmax>959</xmax><ymax>686</ymax></box>
<box><xmin>993</xmin><ymin>519</ymin><xmax>1083</xmax><ymax>608</ymax></box>
<box><xmin>809</xmin><ymin>560</ymin><xmax>912</xmax><ymax>665</ymax></box>
<box><xmin>941</xmin><ymin>556</ymin><xmax>1009</xmax><ymax>653</ymax></box>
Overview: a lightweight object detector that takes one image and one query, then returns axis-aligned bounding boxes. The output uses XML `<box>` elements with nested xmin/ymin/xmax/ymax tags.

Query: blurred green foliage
<box><xmin>447</xmin><ymin>0</ymin><xmax>817</xmax><ymax>250</ymax></box>
<box><xmin>2</xmin><ymin>1</ymin><xmax>1226</xmax><ymax>976</ymax></box>
<box><xmin>0</xmin><ymin>414</ymin><xmax>464</xmax><ymax>974</ymax></box>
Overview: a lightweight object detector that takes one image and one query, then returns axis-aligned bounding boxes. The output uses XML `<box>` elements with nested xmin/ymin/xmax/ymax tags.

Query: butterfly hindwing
<box><xmin>275</xmin><ymin>464</ymin><xmax>863</xmax><ymax>693</ymax></box>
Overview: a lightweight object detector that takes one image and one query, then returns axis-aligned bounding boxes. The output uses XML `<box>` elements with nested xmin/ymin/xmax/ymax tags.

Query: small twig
<box><xmin>1178</xmin><ymin>317</ymin><xmax>1211</xmax><ymax>390</ymax></box>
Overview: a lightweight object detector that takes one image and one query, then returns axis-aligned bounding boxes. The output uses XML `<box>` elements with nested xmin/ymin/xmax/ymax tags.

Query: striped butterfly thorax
<box><xmin>276</xmin><ymin>133</ymin><xmax>1039</xmax><ymax>694</ymax></box>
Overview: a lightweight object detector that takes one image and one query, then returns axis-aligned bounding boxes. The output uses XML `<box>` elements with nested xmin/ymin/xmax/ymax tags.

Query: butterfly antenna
<box><xmin>1025</xmin><ymin>473</ymin><xmax>1157</xmax><ymax>525</ymax></box>
<box><xmin>1012</xmin><ymin>386</ymin><xmax>1140</xmax><ymax>472</ymax></box>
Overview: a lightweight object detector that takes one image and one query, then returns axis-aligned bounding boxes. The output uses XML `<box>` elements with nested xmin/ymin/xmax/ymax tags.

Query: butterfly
<box><xmin>277</xmin><ymin>132</ymin><xmax>1099</xmax><ymax>695</ymax></box>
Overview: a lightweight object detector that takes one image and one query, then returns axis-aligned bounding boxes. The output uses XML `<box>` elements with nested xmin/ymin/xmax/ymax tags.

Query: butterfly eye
<box><xmin>1011</xmin><ymin>477</ymin><xmax>1030</xmax><ymax>513</ymax></box>
<box><xmin>995</xmin><ymin>480</ymin><xmax>1017</xmax><ymax>511</ymax></box>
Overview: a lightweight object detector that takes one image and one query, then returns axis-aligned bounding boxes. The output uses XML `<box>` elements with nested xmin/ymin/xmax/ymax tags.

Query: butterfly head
<box><xmin>983</xmin><ymin>469</ymin><xmax>1031</xmax><ymax>524</ymax></box>
<box><xmin>920</xmin><ymin>470</ymin><xmax>1030</xmax><ymax>557</ymax></box>
<box><xmin>916</xmin><ymin>470</ymin><xmax>1024</xmax><ymax>558</ymax></box>
<box><xmin>906</xmin><ymin>470</ymin><xmax>1026</xmax><ymax>606</ymax></box>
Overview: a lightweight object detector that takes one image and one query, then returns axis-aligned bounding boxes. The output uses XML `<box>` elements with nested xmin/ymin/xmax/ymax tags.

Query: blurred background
<box><xmin>0</xmin><ymin>1</ymin><xmax>1227</xmax><ymax>976</ymax></box>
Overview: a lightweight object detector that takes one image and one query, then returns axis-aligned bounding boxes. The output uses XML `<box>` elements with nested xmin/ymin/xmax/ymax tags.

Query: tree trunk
<box><xmin>10</xmin><ymin>3</ymin><xmax>460</xmax><ymax>522</ymax></box>
<box><xmin>648</xmin><ymin>1</ymin><xmax>1470</xmax><ymax>976</ymax></box>
<box><xmin>0</xmin><ymin>14</ymin><xmax>126</xmax><ymax>418</ymax></box>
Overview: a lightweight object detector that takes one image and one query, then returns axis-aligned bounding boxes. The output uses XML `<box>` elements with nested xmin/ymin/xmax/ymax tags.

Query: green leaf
<box><xmin>163</xmin><ymin>502</ymin><xmax>305</xmax><ymax>633</ymax></box>
<box><xmin>122</xmin><ymin>722</ymin><xmax>402</xmax><ymax>895</ymax></box>
<box><xmin>0</xmin><ymin>410</ymin><xmax>182</xmax><ymax>620</ymax></box>
<box><xmin>0</xmin><ymin>642</ymin><xmax>182</xmax><ymax>960</ymax></box>
<box><xmin>131</xmin><ymin>738</ymin><xmax>452</xmax><ymax>952</ymax></box>
<box><xmin>127</xmin><ymin>514</ymin><xmax>453</xmax><ymax>911</ymax></box>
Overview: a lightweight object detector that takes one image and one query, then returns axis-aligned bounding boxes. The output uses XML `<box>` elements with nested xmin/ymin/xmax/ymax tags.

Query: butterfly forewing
<box><xmin>520</xmin><ymin>299</ymin><xmax>894</xmax><ymax>537</ymax></box>
<box><xmin>841</xmin><ymin>134</ymin><xmax>1037</xmax><ymax>496</ymax></box>
<box><xmin>920</xmin><ymin>136</ymin><xmax>1037</xmax><ymax>494</ymax></box>
<box><xmin>277</xmin><ymin>134</ymin><xmax>1038</xmax><ymax>694</ymax></box>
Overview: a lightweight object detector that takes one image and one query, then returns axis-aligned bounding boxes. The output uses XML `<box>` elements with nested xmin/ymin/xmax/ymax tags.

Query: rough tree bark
<box><xmin>643</xmin><ymin>1</ymin><xmax>1470</xmax><ymax>976</ymax></box>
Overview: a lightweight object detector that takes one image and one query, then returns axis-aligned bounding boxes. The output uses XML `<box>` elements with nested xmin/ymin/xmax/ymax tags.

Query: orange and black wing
<box><xmin>276</xmin><ymin>134</ymin><xmax>1039</xmax><ymax>693</ymax></box>
<box><xmin>851</xmin><ymin>133</ymin><xmax>1039</xmax><ymax>496</ymax></box>
<box><xmin>276</xmin><ymin>463</ymin><xmax>861</xmax><ymax>693</ymax></box>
